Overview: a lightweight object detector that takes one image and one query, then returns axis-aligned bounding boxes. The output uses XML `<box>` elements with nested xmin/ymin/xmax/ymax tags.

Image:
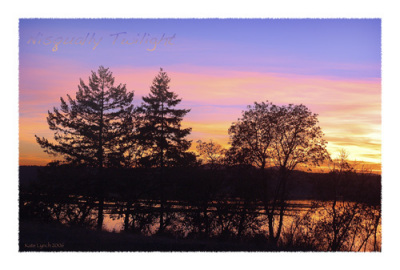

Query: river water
<box><xmin>100</xmin><ymin>200</ymin><xmax>381</xmax><ymax>251</ymax></box>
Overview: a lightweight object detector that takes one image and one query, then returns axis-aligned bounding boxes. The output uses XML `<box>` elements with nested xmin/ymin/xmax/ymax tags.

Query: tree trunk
<box><xmin>124</xmin><ymin>201</ymin><xmax>132</xmax><ymax>231</ymax></box>
<box><xmin>97</xmin><ymin>80</ymin><xmax>105</xmax><ymax>231</ymax></box>
<box><xmin>274</xmin><ymin>167</ymin><xmax>288</xmax><ymax>244</ymax></box>
<box><xmin>97</xmin><ymin>175</ymin><xmax>104</xmax><ymax>231</ymax></box>
<box><xmin>262</xmin><ymin>168</ymin><xmax>278</xmax><ymax>246</ymax></box>
<box><xmin>158</xmin><ymin>101</ymin><xmax>165</xmax><ymax>234</ymax></box>
<box><xmin>373</xmin><ymin>210</ymin><xmax>381</xmax><ymax>251</ymax></box>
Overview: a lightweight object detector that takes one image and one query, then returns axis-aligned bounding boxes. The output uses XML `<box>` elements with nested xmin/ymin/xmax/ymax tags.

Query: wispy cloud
<box><xmin>19</xmin><ymin>64</ymin><xmax>381</xmax><ymax>166</ymax></box>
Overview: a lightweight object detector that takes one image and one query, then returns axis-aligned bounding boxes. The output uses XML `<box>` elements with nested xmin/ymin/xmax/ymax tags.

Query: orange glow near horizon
<box><xmin>20</xmin><ymin>66</ymin><xmax>381</xmax><ymax>174</ymax></box>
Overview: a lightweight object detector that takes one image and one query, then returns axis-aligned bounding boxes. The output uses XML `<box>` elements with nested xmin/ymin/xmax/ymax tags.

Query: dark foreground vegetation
<box><xmin>19</xmin><ymin>220</ymin><xmax>282</xmax><ymax>252</ymax></box>
<box><xmin>20</xmin><ymin>165</ymin><xmax>381</xmax><ymax>252</ymax></box>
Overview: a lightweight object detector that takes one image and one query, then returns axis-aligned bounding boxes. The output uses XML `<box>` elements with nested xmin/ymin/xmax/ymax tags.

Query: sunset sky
<box><xmin>19</xmin><ymin>19</ymin><xmax>381</xmax><ymax>171</ymax></box>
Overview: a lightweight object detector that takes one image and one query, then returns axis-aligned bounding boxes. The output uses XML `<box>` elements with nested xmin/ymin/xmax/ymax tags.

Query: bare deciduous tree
<box><xmin>227</xmin><ymin>101</ymin><xmax>330</xmax><ymax>245</ymax></box>
<box><xmin>196</xmin><ymin>139</ymin><xmax>226</xmax><ymax>168</ymax></box>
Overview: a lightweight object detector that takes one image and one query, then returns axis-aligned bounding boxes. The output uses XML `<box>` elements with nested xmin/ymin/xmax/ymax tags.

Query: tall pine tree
<box><xmin>137</xmin><ymin>68</ymin><xmax>195</xmax><ymax>168</ymax></box>
<box><xmin>137</xmin><ymin>68</ymin><xmax>195</xmax><ymax>233</ymax></box>
<box><xmin>35</xmin><ymin>66</ymin><xmax>136</xmax><ymax>230</ymax></box>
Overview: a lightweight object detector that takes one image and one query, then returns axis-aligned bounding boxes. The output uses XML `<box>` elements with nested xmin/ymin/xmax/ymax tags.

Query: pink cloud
<box><xmin>19</xmin><ymin>64</ymin><xmax>381</xmax><ymax>166</ymax></box>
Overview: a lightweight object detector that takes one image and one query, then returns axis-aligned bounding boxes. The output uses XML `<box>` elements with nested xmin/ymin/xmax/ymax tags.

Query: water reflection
<box><xmin>21</xmin><ymin>192</ymin><xmax>381</xmax><ymax>251</ymax></box>
<box><xmin>98</xmin><ymin>200</ymin><xmax>381</xmax><ymax>251</ymax></box>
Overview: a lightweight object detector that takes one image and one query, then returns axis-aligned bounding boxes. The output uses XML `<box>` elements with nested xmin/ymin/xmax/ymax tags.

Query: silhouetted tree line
<box><xmin>20</xmin><ymin>66</ymin><xmax>381</xmax><ymax>251</ymax></box>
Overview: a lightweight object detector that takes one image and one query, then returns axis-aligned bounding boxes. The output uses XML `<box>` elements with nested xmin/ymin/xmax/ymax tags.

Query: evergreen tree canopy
<box><xmin>137</xmin><ymin>68</ymin><xmax>195</xmax><ymax>167</ymax></box>
<box><xmin>35</xmin><ymin>66</ymin><xmax>135</xmax><ymax>168</ymax></box>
